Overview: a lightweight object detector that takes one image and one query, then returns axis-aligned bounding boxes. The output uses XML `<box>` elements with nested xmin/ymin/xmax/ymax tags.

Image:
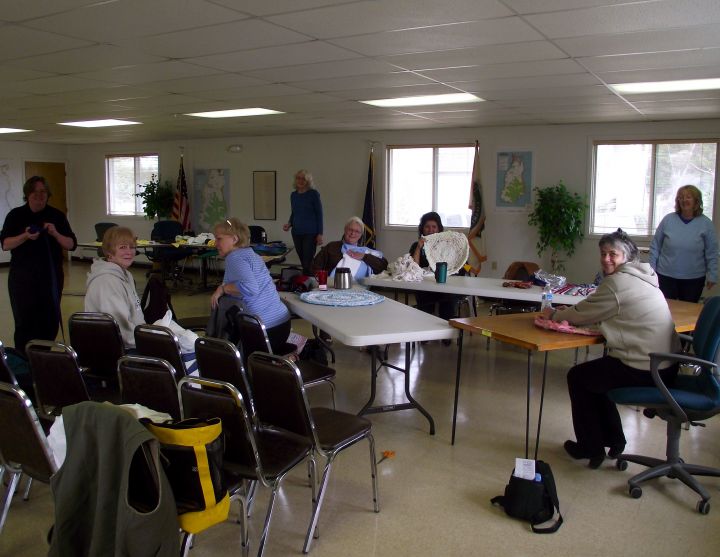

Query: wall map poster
<box><xmin>496</xmin><ymin>151</ymin><xmax>532</xmax><ymax>210</ymax></box>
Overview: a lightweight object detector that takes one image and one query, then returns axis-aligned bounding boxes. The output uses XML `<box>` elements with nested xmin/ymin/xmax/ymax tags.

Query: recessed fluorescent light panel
<box><xmin>58</xmin><ymin>119</ymin><xmax>141</xmax><ymax>128</ymax></box>
<box><xmin>360</xmin><ymin>93</ymin><xmax>483</xmax><ymax>108</ymax></box>
<box><xmin>610</xmin><ymin>78</ymin><xmax>720</xmax><ymax>94</ymax></box>
<box><xmin>185</xmin><ymin>108</ymin><xmax>284</xmax><ymax>118</ymax></box>
<box><xmin>0</xmin><ymin>127</ymin><xmax>32</xmax><ymax>134</ymax></box>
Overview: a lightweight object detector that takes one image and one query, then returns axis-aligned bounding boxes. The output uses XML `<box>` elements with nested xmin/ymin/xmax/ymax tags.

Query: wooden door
<box><xmin>24</xmin><ymin>161</ymin><xmax>67</xmax><ymax>213</ymax></box>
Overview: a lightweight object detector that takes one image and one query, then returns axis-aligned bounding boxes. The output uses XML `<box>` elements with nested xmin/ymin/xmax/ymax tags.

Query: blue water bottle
<box><xmin>435</xmin><ymin>261</ymin><xmax>448</xmax><ymax>283</ymax></box>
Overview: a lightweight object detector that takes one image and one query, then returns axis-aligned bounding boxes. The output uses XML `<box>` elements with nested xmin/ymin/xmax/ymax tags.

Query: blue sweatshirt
<box><xmin>289</xmin><ymin>189</ymin><xmax>323</xmax><ymax>235</ymax></box>
<box><xmin>223</xmin><ymin>248</ymin><xmax>290</xmax><ymax>328</ymax></box>
<box><xmin>649</xmin><ymin>212</ymin><xmax>718</xmax><ymax>282</ymax></box>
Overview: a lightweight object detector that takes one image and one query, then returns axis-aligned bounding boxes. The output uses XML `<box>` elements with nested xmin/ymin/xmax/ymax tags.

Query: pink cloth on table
<box><xmin>534</xmin><ymin>316</ymin><xmax>602</xmax><ymax>336</ymax></box>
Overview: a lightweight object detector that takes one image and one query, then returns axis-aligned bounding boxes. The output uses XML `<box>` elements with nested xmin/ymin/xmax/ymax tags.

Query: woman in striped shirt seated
<box><xmin>210</xmin><ymin>217</ymin><xmax>292</xmax><ymax>353</ymax></box>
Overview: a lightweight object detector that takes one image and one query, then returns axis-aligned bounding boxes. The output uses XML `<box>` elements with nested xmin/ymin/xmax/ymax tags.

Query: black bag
<box><xmin>141</xmin><ymin>275</ymin><xmax>176</xmax><ymax>323</ymax></box>
<box><xmin>300</xmin><ymin>338</ymin><xmax>328</xmax><ymax>366</ymax></box>
<box><xmin>491</xmin><ymin>460</ymin><xmax>563</xmax><ymax>533</ymax></box>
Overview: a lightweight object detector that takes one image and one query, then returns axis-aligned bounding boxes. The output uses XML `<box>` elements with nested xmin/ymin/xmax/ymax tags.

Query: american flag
<box><xmin>172</xmin><ymin>156</ymin><xmax>191</xmax><ymax>231</ymax></box>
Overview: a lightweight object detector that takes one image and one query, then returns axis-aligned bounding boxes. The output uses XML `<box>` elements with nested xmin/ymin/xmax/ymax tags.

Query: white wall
<box><xmin>0</xmin><ymin>140</ymin><xmax>69</xmax><ymax>263</ymax></box>
<box><xmin>23</xmin><ymin>117</ymin><xmax>720</xmax><ymax>281</ymax></box>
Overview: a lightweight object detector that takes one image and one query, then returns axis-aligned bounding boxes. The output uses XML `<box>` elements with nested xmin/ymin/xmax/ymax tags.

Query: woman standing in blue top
<box><xmin>282</xmin><ymin>169</ymin><xmax>323</xmax><ymax>275</ymax></box>
<box><xmin>650</xmin><ymin>184</ymin><xmax>718</xmax><ymax>303</ymax></box>
<box><xmin>211</xmin><ymin>218</ymin><xmax>292</xmax><ymax>352</ymax></box>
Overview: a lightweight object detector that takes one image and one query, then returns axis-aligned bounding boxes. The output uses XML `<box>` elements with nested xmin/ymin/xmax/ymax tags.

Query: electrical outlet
<box><xmin>491</xmin><ymin>261</ymin><xmax>497</xmax><ymax>270</ymax></box>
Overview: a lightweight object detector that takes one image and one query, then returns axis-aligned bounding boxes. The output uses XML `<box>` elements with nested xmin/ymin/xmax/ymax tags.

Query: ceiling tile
<box><xmin>244</xmin><ymin>58</ymin><xmax>401</xmax><ymax>83</ymax></box>
<box><xmin>0</xmin><ymin>65</ymin><xmax>56</xmax><ymax>81</ymax></box>
<box><xmin>187</xmin><ymin>83</ymin><xmax>311</xmax><ymax>102</ymax></box>
<box><xmin>23</xmin><ymin>0</ymin><xmax>247</xmax><ymax>42</ymax></box>
<box><xmin>525</xmin><ymin>0</ymin><xmax>720</xmax><ymax>39</ymax></box>
<box><xmin>555</xmin><ymin>24</ymin><xmax>720</xmax><ymax>57</ymax></box>
<box><xmin>578</xmin><ymin>48</ymin><xmax>720</xmax><ymax>73</ymax></box>
<box><xmin>140</xmin><ymin>74</ymin><xmax>268</xmax><ymax>94</ymax></box>
<box><xmin>417</xmin><ymin>59</ymin><xmax>585</xmax><ymax>82</ymax></box>
<box><xmin>77</xmin><ymin>61</ymin><xmax>219</xmax><ymax>85</ymax></box>
<box><xmin>600</xmin><ymin>65</ymin><xmax>720</xmax><ymax>85</ymax></box>
<box><xmin>187</xmin><ymin>41</ymin><xmax>359</xmax><ymax>72</ymax></box>
<box><xmin>288</xmin><ymin>72</ymin><xmax>435</xmax><ymax>92</ymax></box>
<box><xmin>328</xmin><ymin>83</ymin><xmax>459</xmax><ymax>101</ymax></box>
<box><xmin>479</xmin><ymin>84</ymin><xmax>614</xmax><ymax>100</ymax></box>
<box><xmin>5</xmin><ymin>44</ymin><xmax>166</xmax><ymax>74</ymax></box>
<box><xmin>267</xmin><ymin>0</ymin><xmax>512</xmax><ymax>39</ymax></box>
<box><xmin>10</xmin><ymin>75</ymin><xmax>117</xmax><ymax>94</ymax></box>
<box><xmin>210</xmin><ymin>0</ymin><xmax>357</xmax><ymax>17</ymax></box>
<box><xmin>458</xmin><ymin>73</ymin><xmax>603</xmax><ymax>93</ymax></box>
<box><xmin>328</xmin><ymin>18</ymin><xmax>544</xmax><ymax>57</ymax></box>
<box><xmin>0</xmin><ymin>0</ymin><xmax>105</xmax><ymax>22</ymax></box>
<box><xmin>381</xmin><ymin>41</ymin><xmax>568</xmax><ymax>70</ymax></box>
<box><xmin>0</xmin><ymin>24</ymin><xmax>91</xmax><ymax>63</ymax></box>
<box><xmin>502</xmin><ymin>0</ymin><xmax>656</xmax><ymax>14</ymax></box>
<box><xmin>122</xmin><ymin>19</ymin><xmax>310</xmax><ymax>59</ymax></box>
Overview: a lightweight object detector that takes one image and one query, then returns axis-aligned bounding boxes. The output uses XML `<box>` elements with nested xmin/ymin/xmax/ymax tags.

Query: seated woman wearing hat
<box><xmin>312</xmin><ymin>216</ymin><xmax>388</xmax><ymax>279</ymax></box>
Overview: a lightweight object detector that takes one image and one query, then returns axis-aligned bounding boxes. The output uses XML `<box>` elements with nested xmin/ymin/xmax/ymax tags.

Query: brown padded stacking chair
<box><xmin>234</xmin><ymin>312</ymin><xmax>336</xmax><ymax>408</ymax></box>
<box><xmin>117</xmin><ymin>355</ymin><xmax>181</xmax><ymax>420</ymax></box>
<box><xmin>247</xmin><ymin>352</ymin><xmax>379</xmax><ymax>554</ymax></box>
<box><xmin>134</xmin><ymin>324</ymin><xmax>188</xmax><ymax>380</ymax></box>
<box><xmin>179</xmin><ymin>376</ymin><xmax>314</xmax><ymax>557</ymax></box>
<box><xmin>195</xmin><ymin>337</ymin><xmax>252</xmax><ymax>400</ymax></box>
<box><xmin>25</xmin><ymin>340</ymin><xmax>90</xmax><ymax>416</ymax></box>
<box><xmin>68</xmin><ymin>312</ymin><xmax>125</xmax><ymax>382</ymax></box>
<box><xmin>0</xmin><ymin>383</ymin><xmax>58</xmax><ymax>537</ymax></box>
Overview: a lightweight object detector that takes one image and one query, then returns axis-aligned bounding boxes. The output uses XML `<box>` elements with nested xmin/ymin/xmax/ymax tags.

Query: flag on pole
<box><xmin>172</xmin><ymin>155</ymin><xmax>191</xmax><ymax>231</ymax></box>
<box><xmin>467</xmin><ymin>141</ymin><xmax>486</xmax><ymax>272</ymax></box>
<box><xmin>362</xmin><ymin>148</ymin><xmax>376</xmax><ymax>248</ymax></box>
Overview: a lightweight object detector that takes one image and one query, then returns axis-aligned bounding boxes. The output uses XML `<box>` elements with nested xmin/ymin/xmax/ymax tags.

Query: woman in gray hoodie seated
<box><xmin>542</xmin><ymin>229</ymin><xmax>679</xmax><ymax>469</ymax></box>
<box><xmin>85</xmin><ymin>226</ymin><xmax>145</xmax><ymax>349</ymax></box>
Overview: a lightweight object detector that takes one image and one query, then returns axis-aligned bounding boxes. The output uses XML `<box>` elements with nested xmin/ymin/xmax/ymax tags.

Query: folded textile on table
<box><xmin>384</xmin><ymin>254</ymin><xmax>433</xmax><ymax>282</ymax></box>
<box><xmin>502</xmin><ymin>281</ymin><xmax>533</xmax><ymax>289</ymax></box>
<box><xmin>534</xmin><ymin>316</ymin><xmax>601</xmax><ymax>336</ymax></box>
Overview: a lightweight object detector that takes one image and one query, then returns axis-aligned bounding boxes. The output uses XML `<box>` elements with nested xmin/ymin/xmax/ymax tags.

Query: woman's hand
<box><xmin>707</xmin><ymin>281</ymin><xmax>716</xmax><ymax>290</ymax></box>
<box><xmin>282</xmin><ymin>223</ymin><xmax>291</xmax><ymax>232</ymax></box>
<box><xmin>210</xmin><ymin>284</ymin><xmax>225</xmax><ymax>309</ymax></box>
<box><xmin>347</xmin><ymin>249</ymin><xmax>364</xmax><ymax>260</ymax></box>
<box><xmin>25</xmin><ymin>227</ymin><xmax>40</xmax><ymax>241</ymax></box>
<box><xmin>541</xmin><ymin>306</ymin><xmax>555</xmax><ymax>319</ymax></box>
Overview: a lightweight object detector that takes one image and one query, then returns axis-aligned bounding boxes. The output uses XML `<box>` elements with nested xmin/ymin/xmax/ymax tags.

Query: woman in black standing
<box><xmin>0</xmin><ymin>176</ymin><xmax>76</xmax><ymax>353</ymax></box>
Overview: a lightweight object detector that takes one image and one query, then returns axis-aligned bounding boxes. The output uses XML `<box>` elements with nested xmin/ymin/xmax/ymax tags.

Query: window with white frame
<box><xmin>105</xmin><ymin>154</ymin><xmax>159</xmax><ymax>216</ymax></box>
<box><xmin>592</xmin><ymin>140</ymin><xmax>717</xmax><ymax>236</ymax></box>
<box><xmin>387</xmin><ymin>144</ymin><xmax>474</xmax><ymax>227</ymax></box>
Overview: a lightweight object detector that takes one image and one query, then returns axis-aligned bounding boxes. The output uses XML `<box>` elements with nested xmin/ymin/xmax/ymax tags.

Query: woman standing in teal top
<box><xmin>282</xmin><ymin>169</ymin><xmax>323</xmax><ymax>274</ymax></box>
<box><xmin>649</xmin><ymin>184</ymin><xmax>718</xmax><ymax>303</ymax></box>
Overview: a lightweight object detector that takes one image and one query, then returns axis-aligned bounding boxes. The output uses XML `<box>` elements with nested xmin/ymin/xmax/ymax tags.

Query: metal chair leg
<box><xmin>0</xmin><ymin>471</ymin><xmax>22</xmax><ymax>538</ymax></box>
<box><xmin>22</xmin><ymin>477</ymin><xmax>32</xmax><ymax>501</ymax></box>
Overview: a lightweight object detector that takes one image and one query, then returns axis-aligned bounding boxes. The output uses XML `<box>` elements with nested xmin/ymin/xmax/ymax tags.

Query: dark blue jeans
<box><xmin>292</xmin><ymin>233</ymin><xmax>318</xmax><ymax>275</ymax></box>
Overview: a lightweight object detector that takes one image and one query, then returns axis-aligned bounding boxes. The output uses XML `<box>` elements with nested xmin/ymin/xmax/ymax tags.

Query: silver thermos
<box><xmin>333</xmin><ymin>267</ymin><xmax>352</xmax><ymax>289</ymax></box>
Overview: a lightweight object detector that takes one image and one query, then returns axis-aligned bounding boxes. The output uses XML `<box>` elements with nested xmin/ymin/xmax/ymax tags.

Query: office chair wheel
<box><xmin>616</xmin><ymin>459</ymin><xmax>628</xmax><ymax>471</ymax></box>
<box><xmin>697</xmin><ymin>500</ymin><xmax>710</xmax><ymax>515</ymax></box>
<box><xmin>629</xmin><ymin>486</ymin><xmax>642</xmax><ymax>499</ymax></box>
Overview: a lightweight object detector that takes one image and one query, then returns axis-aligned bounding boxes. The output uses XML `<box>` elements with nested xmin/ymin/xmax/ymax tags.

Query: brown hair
<box><xmin>674</xmin><ymin>184</ymin><xmax>703</xmax><ymax>217</ymax></box>
<box><xmin>102</xmin><ymin>226</ymin><xmax>136</xmax><ymax>258</ymax></box>
<box><xmin>214</xmin><ymin>217</ymin><xmax>250</xmax><ymax>248</ymax></box>
<box><xmin>23</xmin><ymin>176</ymin><xmax>51</xmax><ymax>202</ymax></box>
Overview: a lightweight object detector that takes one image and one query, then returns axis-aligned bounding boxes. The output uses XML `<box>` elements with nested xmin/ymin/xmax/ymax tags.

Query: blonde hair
<box><xmin>214</xmin><ymin>217</ymin><xmax>250</xmax><ymax>248</ymax></box>
<box><xmin>102</xmin><ymin>226</ymin><xmax>136</xmax><ymax>258</ymax></box>
<box><xmin>675</xmin><ymin>185</ymin><xmax>703</xmax><ymax>217</ymax></box>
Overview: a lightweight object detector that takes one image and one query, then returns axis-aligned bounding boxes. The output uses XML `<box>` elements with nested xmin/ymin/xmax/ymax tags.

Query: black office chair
<box><xmin>148</xmin><ymin>220</ymin><xmax>193</xmax><ymax>287</ymax></box>
<box><xmin>0</xmin><ymin>383</ymin><xmax>58</xmax><ymax>537</ymax></box>
<box><xmin>117</xmin><ymin>355</ymin><xmax>181</xmax><ymax>420</ymax></box>
<box><xmin>248</xmin><ymin>225</ymin><xmax>268</xmax><ymax>244</ymax></box>
<box><xmin>234</xmin><ymin>312</ymin><xmax>336</xmax><ymax>408</ymax></box>
<box><xmin>195</xmin><ymin>337</ymin><xmax>251</xmax><ymax>399</ymax></box>
<box><xmin>608</xmin><ymin>296</ymin><xmax>720</xmax><ymax>513</ymax></box>
<box><xmin>247</xmin><ymin>352</ymin><xmax>379</xmax><ymax>553</ymax></box>
<box><xmin>25</xmin><ymin>340</ymin><xmax>90</xmax><ymax>416</ymax></box>
<box><xmin>94</xmin><ymin>222</ymin><xmax>118</xmax><ymax>257</ymax></box>
<box><xmin>179</xmin><ymin>376</ymin><xmax>314</xmax><ymax>557</ymax></box>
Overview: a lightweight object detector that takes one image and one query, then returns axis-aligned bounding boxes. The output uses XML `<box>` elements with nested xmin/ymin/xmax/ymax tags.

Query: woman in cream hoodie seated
<box><xmin>85</xmin><ymin>226</ymin><xmax>145</xmax><ymax>349</ymax></box>
<box><xmin>542</xmin><ymin>229</ymin><xmax>679</xmax><ymax>469</ymax></box>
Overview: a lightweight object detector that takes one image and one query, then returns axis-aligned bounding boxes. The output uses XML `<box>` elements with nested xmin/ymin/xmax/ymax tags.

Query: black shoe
<box><xmin>607</xmin><ymin>443</ymin><xmax>625</xmax><ymax>459</ymax></box>
<box><xmin>564</xmin><ymin>440</ymin><xmax>605</xmax><ymax>468</ymax></box>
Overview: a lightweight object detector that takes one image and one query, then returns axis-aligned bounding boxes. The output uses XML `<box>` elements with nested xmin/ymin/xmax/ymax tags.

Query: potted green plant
<box><xmin>528</xmin><ymin>180</ymin><xmax>587</xmax><ymax>273</ymax></box>
<box><xmin>135</xmin><ymin>174</ymin><xmax>174</xmax><ymax>219</ymax></box>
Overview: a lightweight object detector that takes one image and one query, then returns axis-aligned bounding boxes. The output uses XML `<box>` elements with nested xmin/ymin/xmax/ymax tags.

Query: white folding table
<box><xmin>362</xmin><ymin>275</ymin><xmax>586</xmax><ymax>306</ymax></box>
<box><xmin>280</xmin><ymin>290</ymin><xmax>458</xmax><ymax>434</ymax></box>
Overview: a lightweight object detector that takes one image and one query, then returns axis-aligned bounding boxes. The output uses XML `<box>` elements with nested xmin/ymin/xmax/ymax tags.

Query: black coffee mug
<box><xmin>435</xmin><ymin>262</ymin><xmax>448</xmax><ymax>283</ymax></box>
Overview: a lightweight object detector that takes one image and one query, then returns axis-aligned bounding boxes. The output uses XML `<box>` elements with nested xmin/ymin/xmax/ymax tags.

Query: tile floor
<box><xmin>1</xmin><ymin>260</ymin><xmax>719</xmax><ymax>557</ymax></box>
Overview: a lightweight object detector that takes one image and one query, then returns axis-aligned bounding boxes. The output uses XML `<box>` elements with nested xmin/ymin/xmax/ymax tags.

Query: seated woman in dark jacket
<box><xmin>312</xmin><ymin>216</ymin><xmax>387</xmax><ymax>279</ymax></box>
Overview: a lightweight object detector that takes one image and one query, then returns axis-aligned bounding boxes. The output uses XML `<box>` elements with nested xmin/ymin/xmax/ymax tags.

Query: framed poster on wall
<box><xmin>253</xmin><ymin>170</ymin><xmax>276</xmax><ymax>220</ymax></box>
<box><xmin>496</xmin><ymin>150</ymin><xmax>533</xmax><ymax>211</ymax></box>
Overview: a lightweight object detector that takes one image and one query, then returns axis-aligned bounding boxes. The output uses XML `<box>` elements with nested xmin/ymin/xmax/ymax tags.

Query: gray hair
<box><xmin>293</xmin><ymin>169</ymin><xmax>314</xmax><ymax>189</ymax></box>
<box><xmin>345</xmin><ymin>216</ymin><xmax>364</xmax><ymax>230</ymax></box>
<box><xmin>598</xmin><ymin>228</ymin><xmax>638</xmax><ymax>262</ymax></box>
